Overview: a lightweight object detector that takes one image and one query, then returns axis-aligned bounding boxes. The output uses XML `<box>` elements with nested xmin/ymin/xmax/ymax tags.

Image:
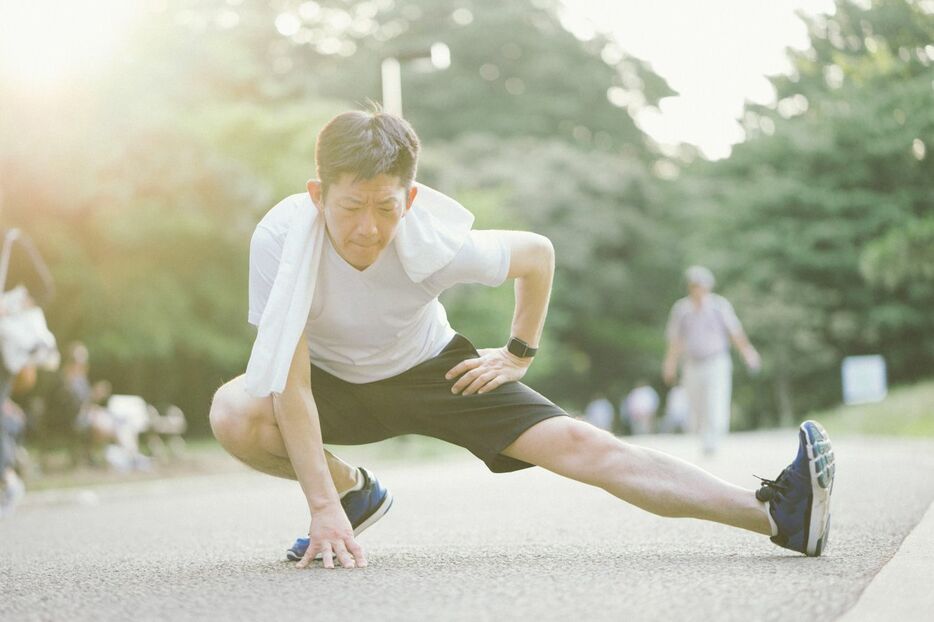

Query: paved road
<box><xmin>2</xmin><ymin>431</ymin><xmax>933</xmax><ymax>621</ymax></box>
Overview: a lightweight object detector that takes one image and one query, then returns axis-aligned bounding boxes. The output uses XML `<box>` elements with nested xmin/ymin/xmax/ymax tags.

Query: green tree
<box><xmin>420</xmin><ymin>135</ymin><xmax>685</xmax><ymax>408</ymax></box>
<box><xmin>684</xmin><ymin>0</ymin><xmax>934</xmax><ymax>423</ymax></box>
<box><xmin>1</xmin><ymin>120</ymin><xmax>270</xmax><ymax>431</ymax></box>
<box><xmin>172</xmin><ymin>0</ymin><xmax>672</xmax><ymax>149</ymax></box>
<box><xmin>2</xmin><ymin>0</ymin><xmax>682</xmax><ymax>430</ymax></box>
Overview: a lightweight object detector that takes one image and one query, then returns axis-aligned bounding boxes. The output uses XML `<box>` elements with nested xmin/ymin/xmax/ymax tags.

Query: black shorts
<box><xmin>311</xmin><ymin>334</ymin><xmax>568</xmax><ymax>473</ymax></box>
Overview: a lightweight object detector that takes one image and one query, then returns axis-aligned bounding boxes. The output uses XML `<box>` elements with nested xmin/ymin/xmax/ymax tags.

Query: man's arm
<box><xmin>729</xmin><ymin>330</ymin><xmax>761</xmax><ymax>371</ymax></box>
<box><xmin>662</xmin><ymin>338</ymin><xmax>682</xmax><ymax>386</ymax></box>
<box><xmin>447</xmin><ymin>231</ymin><xmax>554</xmax><ymax>395</ymax></box>
<box><xmin>662</xmin><ymin>303</ymin><xmax>682</xmax><ymax>386</ymax></box>
<box><xmin>718</xmin><ymin>297</ymin><xmax>761</xmax><ymax>372</ymax></box>
<box><xmin>273</xmin><ymin>332</ymin><xmax>366</xmax><ymax>569</ymax></box>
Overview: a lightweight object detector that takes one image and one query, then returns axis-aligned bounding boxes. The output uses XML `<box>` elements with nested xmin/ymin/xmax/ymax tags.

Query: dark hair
<box><xmin>315</xmin><ymin>109</ymin><xmax>420</xmax><ymax>196</ymax></box>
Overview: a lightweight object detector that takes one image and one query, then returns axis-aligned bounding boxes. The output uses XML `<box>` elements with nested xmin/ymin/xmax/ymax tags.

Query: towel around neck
<box><xmin>244</xmin><ymin>182</ymin><xmax>475</xmax><ymax>397</ymax></box>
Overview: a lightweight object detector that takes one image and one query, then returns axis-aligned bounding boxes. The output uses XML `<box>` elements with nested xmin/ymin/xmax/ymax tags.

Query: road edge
<box><xmin>839</xmin><ymin>498</ymin><xmax>934</xmax><ymax>621</ymax></box>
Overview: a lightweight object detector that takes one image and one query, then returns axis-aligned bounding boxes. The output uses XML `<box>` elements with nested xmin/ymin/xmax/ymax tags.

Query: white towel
<box><xmin>244</xmin><ymin>182</ymin><xmax>475</xmax><ymax>397</ymax></box>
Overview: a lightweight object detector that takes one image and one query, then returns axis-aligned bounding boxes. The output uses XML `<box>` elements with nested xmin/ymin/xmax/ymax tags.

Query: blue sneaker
<box><xmin>756</xmin><ymin>420</ymin><xmax>835</xmax><ymax>557</ymax></box>
<box><xmin>286</xmin><ymin>467</ymin><xmax>393</xmax><ymax>561</ymax></box>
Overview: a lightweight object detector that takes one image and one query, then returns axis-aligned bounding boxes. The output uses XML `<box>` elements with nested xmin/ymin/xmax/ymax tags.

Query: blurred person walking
<box><xmin>582</xmin><ymin>393</ymin><xmax>615</xmax><ymax>432</ymax></box>
<box><xmin>623</xmin><ymin>381</ymin><xmax>660</xmax><ymax>435</ymax></box>
<box><xmin>659</xmin><ymin>385</ymin><xmax>690</xmax><ymax>434</ymax></box>
<box><xmin>662</xmin><ymin>266</ymin><xmax>761</xmax><ymax>455</ymax></box>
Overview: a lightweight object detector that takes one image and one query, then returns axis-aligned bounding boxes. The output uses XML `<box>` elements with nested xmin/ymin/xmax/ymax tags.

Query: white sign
<box><xmin>841</xmin><ymin>355</ymin><xmax>887</xmax><ymax>405</ymax></box>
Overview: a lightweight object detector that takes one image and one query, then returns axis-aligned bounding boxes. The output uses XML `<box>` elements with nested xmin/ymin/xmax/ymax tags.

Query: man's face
<box><xmin>308</xmin><ymin>173</ymin><xmax>417</xmax><ymax>270</ymax></box>
<box><xmin>688</xmin><ymin>282</ymin><xmax>709</xmax><ymax>300</ymax></box>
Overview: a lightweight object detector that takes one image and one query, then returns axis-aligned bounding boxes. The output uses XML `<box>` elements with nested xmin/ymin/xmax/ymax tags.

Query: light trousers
<box><xmin>682</xmin><ymin>353</ymin><xmax>732</xmax><ymax>454</ymax></box>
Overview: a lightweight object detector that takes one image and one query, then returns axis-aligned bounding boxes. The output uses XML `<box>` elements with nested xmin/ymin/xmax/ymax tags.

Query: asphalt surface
<box><xmin>2</xmin><ymin>430</ymin><xmax>934</xmax><ymax>622</ymax></box>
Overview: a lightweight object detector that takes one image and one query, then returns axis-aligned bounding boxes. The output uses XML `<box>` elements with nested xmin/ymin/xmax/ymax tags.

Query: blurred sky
<box><xmin>563</xmin><ymin>0</ymin><xmax>837</xmax><ymax>159</ymax></box>
<box><xmin>0</xmin><ymin>0</ymin><xmax>837</xmax><ymax>160</ymax></box>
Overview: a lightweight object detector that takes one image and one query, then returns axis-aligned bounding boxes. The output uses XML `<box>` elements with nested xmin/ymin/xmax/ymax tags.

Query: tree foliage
<box><xmin>1</xmin><ymin>0</ymin><xmax>675</xmax><ymax>430</ymax></box>
<box><xmin>163</xmin><ymin>0</ymin><xmax>672</xmax><ymax>148</ymax></box>
<box><xmin>683</xmin><ymin>0</ymin><xmax>934</xmax><ymax>423</ymax></box>
<box><xmin>3</xmin><ymin>0</ymin><xmax>931</xmax><ymax>436</ymax></box>
<box><xmin>421</xmin><ymin>135</ymin><xmax>684</xmax><ymax>404</ymax></box>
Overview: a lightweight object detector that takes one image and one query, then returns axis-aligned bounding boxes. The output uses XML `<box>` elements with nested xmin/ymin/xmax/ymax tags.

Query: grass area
<box><xmin>810</xmin><ymin>380</ymin><xmax>934</xmax><ymax>437</ymax></box>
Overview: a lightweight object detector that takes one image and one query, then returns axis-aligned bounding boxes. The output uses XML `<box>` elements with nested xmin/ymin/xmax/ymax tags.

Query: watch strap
<box><xmin>507</xmin><ymin>337</ymin><xmax>538</xmax><ymax>358</ymax></box>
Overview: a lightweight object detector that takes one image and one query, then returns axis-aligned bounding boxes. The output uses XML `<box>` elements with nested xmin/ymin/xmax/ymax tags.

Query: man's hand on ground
<box><xmin>298</xmin><ymin>506</ymin><xmax>367</xmax><ymax>569</ymax></box>
<box><xmin>446</xmin><ymin>347</ymin><xmax>531</xmax><ymax>395</ymax></box>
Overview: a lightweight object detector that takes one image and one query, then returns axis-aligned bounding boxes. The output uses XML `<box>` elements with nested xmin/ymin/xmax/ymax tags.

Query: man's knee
<box><xmin>559</xmin><ymin>417</ymin><xmax>612</xmax><ymax>447</ymax></box>
<box><xmin>560</xmin><ymin>419</ymin><xmax>632</xmax><ymax>485</ymax></box>
<box><xmin>532</xmin><ymin>417</ymin><xmax>624</xmax><ymax>467</ymax></box>
<box><xmin>209</xmin><ymin>386</ymin><xmax>235</xmax><ymax>442</ymax></box>
<box><xmin>209</xmin><ymin>381</ymin><xmax>260</xmax><ymax>453</ymax></box>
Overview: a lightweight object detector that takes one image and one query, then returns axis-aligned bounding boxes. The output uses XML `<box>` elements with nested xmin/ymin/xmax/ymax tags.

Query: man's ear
<box><xmin>404</xmin><ymin>184</ymin><xmax>418</xmax><ymax>214</ymax></box>
<box><xmin>307</xmin><ymin>180</ymin><xmax>325</xmax><ymax>215</ymax></box>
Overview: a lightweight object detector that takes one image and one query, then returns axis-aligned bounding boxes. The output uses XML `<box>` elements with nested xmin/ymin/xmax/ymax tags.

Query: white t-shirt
<box><xmin>248</xmin><ymin>194</ymin><xmax>511</xmax><ymax>383</ymax></box>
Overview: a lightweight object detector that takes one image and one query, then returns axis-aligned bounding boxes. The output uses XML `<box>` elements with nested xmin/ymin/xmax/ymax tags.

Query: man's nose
<box><xmin>356</xmin><ymin>209</ymin><xmax>378</xmax><ymax>236</ymax></box>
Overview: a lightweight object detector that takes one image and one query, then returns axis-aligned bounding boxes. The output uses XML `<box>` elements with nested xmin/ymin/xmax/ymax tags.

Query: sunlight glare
<box><xmin>0</xmin><ymin>0</ymin><xmax>139</xmax><ymax>89</ymax></box>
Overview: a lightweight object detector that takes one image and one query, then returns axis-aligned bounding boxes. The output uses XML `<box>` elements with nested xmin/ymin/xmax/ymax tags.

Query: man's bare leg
<box><xmin>502</xmin><ymin>416</ymin><xmax>771</xmax><ymax>534</ymax></box>
<box><xmin>209</xmin><ymin>374</ymin><xmax>358</xmax><ymax>492</ymax></box>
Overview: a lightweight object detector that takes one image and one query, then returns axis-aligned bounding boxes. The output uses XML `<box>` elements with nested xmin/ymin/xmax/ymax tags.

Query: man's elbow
<box><xmin>534</xmin><ymin>234</ymin><xmax>555</xmax><ymax>270</ymax></box>
<box><xmin>509</xmin><ymin>232</ymin><xmax>555</xmax><ymax>279</ymax></box>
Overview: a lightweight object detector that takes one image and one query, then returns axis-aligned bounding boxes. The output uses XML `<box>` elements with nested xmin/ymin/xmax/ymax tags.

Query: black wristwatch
<box><xmin>507</xmin><ymin>337</ymin><xmax>538</xmax><ymax>358</ymax></box>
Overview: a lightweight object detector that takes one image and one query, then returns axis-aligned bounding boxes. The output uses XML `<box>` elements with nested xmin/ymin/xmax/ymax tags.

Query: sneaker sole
<box><xmin>802</xmin><ymin>420</ymin><xmax>835</xmax><ymax>556</ymax></box>
<box><xmin>285</xmin><ymin>490</ymin><xmax>394</xmax><ymax>562</ymax></box>
<box><xmin>353</xmin><ymin>489</ymin><xmax>393</xmax><ymax>537</ymax></box>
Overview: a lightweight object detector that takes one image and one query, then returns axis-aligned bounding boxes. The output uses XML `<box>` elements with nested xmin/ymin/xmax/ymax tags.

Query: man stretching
<box><xmin>209</xmin><ymin>110</ymin><xmax>835</xmax><ymax>569</ymax></box>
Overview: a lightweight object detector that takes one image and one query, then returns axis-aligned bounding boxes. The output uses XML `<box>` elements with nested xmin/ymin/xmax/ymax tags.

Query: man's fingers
<box><xmin>448</xmin><ymin>350</ymin><xmax>525</xmax><ymax>394</ymax></box>
<box><xmin>347</xmin><ymin>539</ymin><xmax>368</xmax><ymax>568</ymax></box>
<box><xmin>333</xmin><ymin>541</ymin><xmax>355</xmax><ymax>569</ymax></box>
<box><xmin>320</xmin><ymin>542</ymin><xmax>335</xmax><ymax>569</ymax></box>
<box><xmin>461</xmin><ymin>371</ymin><xmax>497</xmax><ymax>396</ymax></box>
<box><xmin>450</xmin><ymin>365</ymin><xmax>484</xmax><ymax>393</ymax></box>
<box><xmin>477</xmin><ymin>376</ymin><xmax>505</xmax><ymax>394</ymax></box>
<box><xmin>296</xmin><ymin>545</ymin><xmax>317</xmax><ymax>569</ymax></box>
<box><xmin>296</xmin><ymin>539</ymin><xmax>366</xmax><ymax>570</ymax></box>
<box><xmin>451</xmin><ymin>368</ymin><xmax>482</xmax><ymax>393</ymax></box>
<box><xmin>445</xmin><ymin>357</ymin><xmax>481</xmax><ymax>381</ymax></box>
